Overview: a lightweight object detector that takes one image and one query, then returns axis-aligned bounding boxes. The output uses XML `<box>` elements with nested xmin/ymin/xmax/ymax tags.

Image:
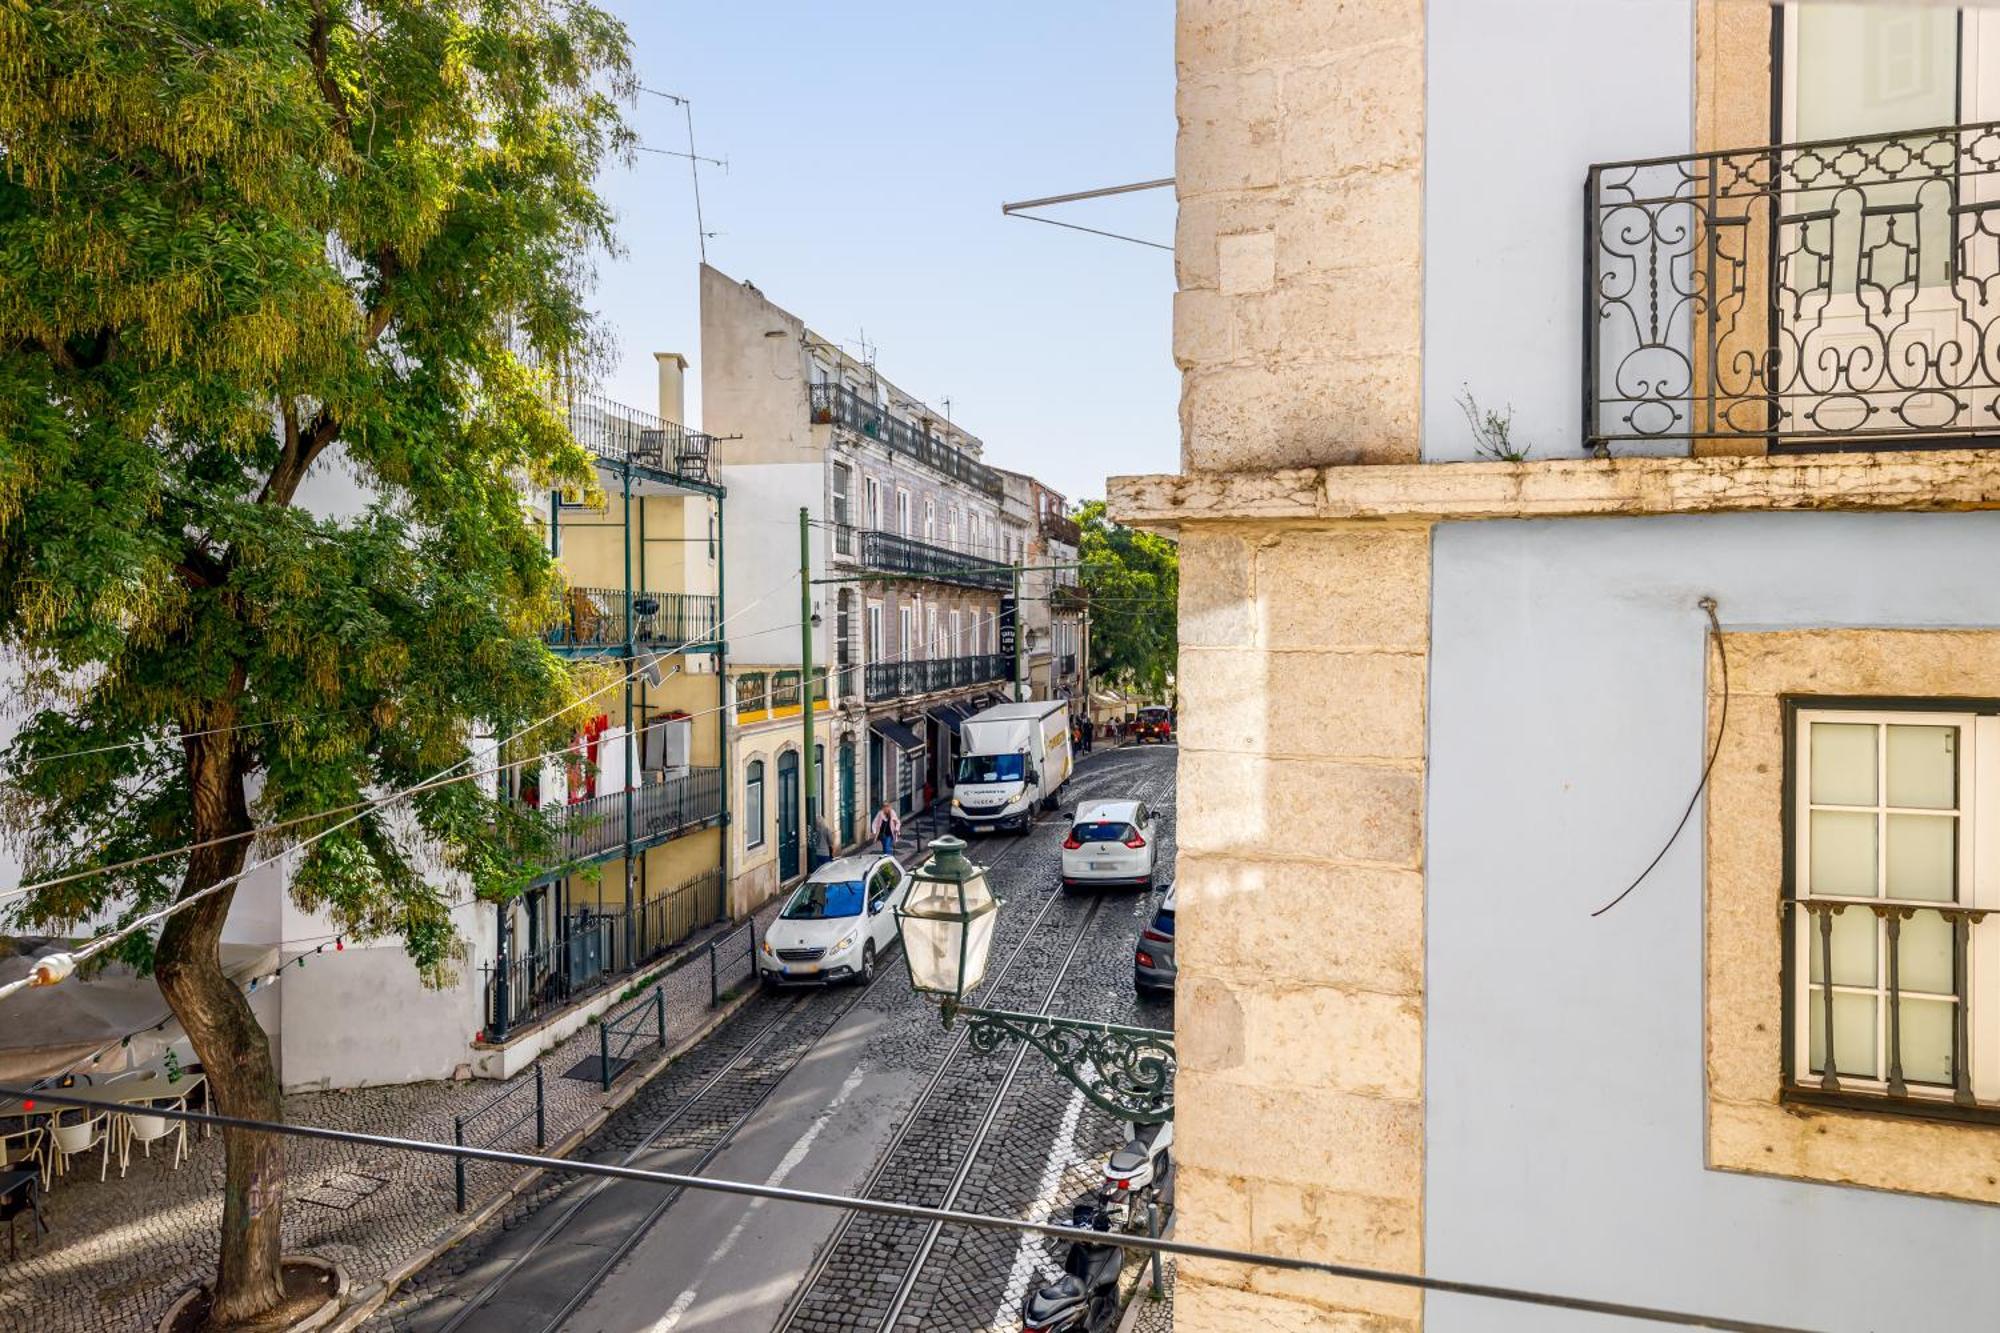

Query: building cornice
<box><xmin>1108</xmin><ymin>450</ymin><xmax>2000</xmax><ymax>531</ymax></box>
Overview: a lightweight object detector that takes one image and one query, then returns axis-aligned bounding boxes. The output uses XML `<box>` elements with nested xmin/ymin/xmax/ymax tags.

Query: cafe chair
<box><xmin>119</xmin><ymin>1105</ymin><xmax>188</xmax><ymax>1176</ymax></box>
<box><xmin>0</xmin><ymin>1124</ymin><xmax>48</xmax><ymax>1192</ymax></box>
<box><xmin>50</xmin><ymin>1112</ymin><xmax>111</xmax><ymax>1182</ymax></box>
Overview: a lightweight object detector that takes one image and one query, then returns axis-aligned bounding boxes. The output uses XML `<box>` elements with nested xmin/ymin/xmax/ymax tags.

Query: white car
<box><xmin>757</xmin><ymin>854</ymin><xmax>908</xmax><ymax>986</ymax></box>
<box><xmin>1061</xmin><ymin>799</ymin><xmax>1160</xmax><ymax>890</ymax></box>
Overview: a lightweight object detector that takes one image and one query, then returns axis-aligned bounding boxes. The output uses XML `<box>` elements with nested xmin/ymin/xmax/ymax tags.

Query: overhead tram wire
<box><xmin>0</xmin><ymin>613</ymin><xmax>814</xmax><ymax>908</ymax></box>
<box><xmin>0</xmin><ymin>1084</ymin><xmax>1827</xmax><ymax>1333</ymax></box>
<box><xmin>0</xmin><ymin>577</ymin><xmax>803</xmax><ymax>998</ymax></box>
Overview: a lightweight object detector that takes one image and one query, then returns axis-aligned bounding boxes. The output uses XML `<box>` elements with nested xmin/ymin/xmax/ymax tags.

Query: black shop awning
<box><xmin>871</xmin><ymin>718</ymin><xmax>925</xmax><ymax>752</ymax></box>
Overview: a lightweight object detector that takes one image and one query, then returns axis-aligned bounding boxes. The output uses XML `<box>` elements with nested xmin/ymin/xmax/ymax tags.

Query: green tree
<box><xmin>0</xmin><ymin>3</ymin><xmax>630</xmax><ymax>1324</ymax></box>
<box><xmin>1078</xmin><ymin>500</ymin><xmax>1177</xmax><ymax>701</ymax></box>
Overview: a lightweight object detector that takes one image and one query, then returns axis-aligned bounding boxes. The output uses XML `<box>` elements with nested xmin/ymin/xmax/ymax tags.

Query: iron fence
<box><xmin>863</xmin><ymin>652</ymin><xmax>1008</xmax><ymax>703</ymax></box>
<box><xmin>482</xmin><ymin>913</ymin><xmax>617</xmax><ymax>1036</ymax></box>
<box><xmin>538</xmin><ymin>767</ymin><xmax>724</xmax><ymax>863</ymax></box>
<box><xmin>547</xmin><ymin>585</ymin><xmax>719</xmax><ymax>651</ymax></box>
<box><xmin>1585</xmin><ymin>119</ymin><xmax>2000</xmax><ymax>454</ymax></box>
<box><xmin>858</xmin><ymin>528</ymin><xmax>1011</xmax><ymax>590</ymax></box>
<box><xmin>453</xmin><ymin>1063</ymin><xmax>545</xmax><ymax>1212</ymax></box>
<box><xmin>808</xmin><ymin>383</ymin><xmax>1003</xmax><ymax>498</ymax></box>
<box><xmin>567</xmin><ymin>388</ymin><xmax>714</xmax><ymax>484</ymax></box>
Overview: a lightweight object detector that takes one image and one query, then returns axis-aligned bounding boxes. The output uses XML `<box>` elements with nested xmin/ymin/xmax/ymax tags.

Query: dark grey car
<box><xmin>1133</xmin><ymin>882</ymin><xmax>1176</xmax><ymax>994</ymax></box>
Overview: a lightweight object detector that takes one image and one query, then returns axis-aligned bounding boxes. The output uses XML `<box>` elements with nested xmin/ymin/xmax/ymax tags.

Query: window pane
<box><xmin>1810</xmin><ymin>723</ymin><xmax>1878</xmax><ymax>806</ymax></box>
<box><xmin>1898</xmin><ymin>908</ymin><xmax>1956</xmax><ymax>995</ymax></box>
<box><xmin>1808</xmin><ymin>988</ymin><xmax>1879</xmax><ymax>1078</ymax></box>
<box><xmin>1898</xmin><ymin>997</ymin><xmax>1956</xmax><ymax>1087</ymax></box>
<box><xmin>1807</xmin><ymin>907</ymin><xmax>1877</xmax><ymax>987</ymax></box>
<box><xmin>1886</xmin><ymin>725</ymin><xmax>1957</xmax><ymax>810</ymax></box>
<box><xmin>1794</xmin><ymin>6</ymin><xmax>1957</xmax><ymax>142</ymax></box>
<box><xmin>1886</xmin><ymin>813</ymin><xmax>1955</xmax><ymax>902</ymax></box>
<box><xmin>1810</xmin><ymin>809</ymin><xmax>1879</xmax><ymax>896</ymax></box>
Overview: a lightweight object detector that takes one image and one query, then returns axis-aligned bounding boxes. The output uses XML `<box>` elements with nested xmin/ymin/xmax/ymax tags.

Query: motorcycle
<box><xmin>1021</xmin><ymin>1198</ymin><xmax>1124</xmax><ymax>1333</ymax></box>
<box><xmin>1098</xmin><ymin>1117</ymin><xmax>1173</xmax><ymax>1235</ymax></box>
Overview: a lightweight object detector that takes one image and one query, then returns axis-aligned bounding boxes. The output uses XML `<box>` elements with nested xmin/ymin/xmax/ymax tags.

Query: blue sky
<box><xmin>589</xmin><ymin>2</ymin><xmax>1178</xmax><ymax>502</ymax></box>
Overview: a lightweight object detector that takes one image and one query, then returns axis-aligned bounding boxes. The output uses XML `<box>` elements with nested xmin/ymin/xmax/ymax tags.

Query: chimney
<box><xmin>655</xmin><ymin>352</ymin><xmax>689</xmax><ymax>426</ymax></box>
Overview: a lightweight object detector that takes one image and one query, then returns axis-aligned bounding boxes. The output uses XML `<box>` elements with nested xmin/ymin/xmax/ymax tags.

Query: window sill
<box><xmin>1781</xmin><ymin>1085</ymin><xmax>2000</xmax><ymax>1128</ymax></box>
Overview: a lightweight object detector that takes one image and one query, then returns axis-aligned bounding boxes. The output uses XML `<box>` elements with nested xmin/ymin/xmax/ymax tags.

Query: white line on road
<box><xmin>989</xmin><ymin>1087</ymin><xmax>1089</xmax><ymax>1331</ymax></box>
<box><xmin>642</xmin><ymin>1063</ymin><xmax>871</xmax><ymax>1333</ymax></box>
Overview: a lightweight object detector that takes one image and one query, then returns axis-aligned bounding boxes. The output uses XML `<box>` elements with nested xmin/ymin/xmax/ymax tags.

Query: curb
<box><xmin>1115</xmin><ymin>1215</ymin><xmax>1175</xmax><ymax>1333</ymax></box>
<box><xmin>324</xmin><ymin>981</ymin><xmax>761</xmax><ymax>1332</ymax></box>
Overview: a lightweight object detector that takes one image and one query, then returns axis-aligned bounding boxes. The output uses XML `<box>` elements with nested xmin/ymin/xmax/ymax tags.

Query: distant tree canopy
<box><xmin>1078</xmin><ymin>500</ymin><xmax>1177</xmax><ymax>701</ymax></box>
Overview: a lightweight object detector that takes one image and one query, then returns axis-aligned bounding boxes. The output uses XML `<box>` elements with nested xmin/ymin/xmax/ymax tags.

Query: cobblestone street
<box><xmin>0</xmin><ymin>908</ymin><xmax>774</xmax><ymax>1333</ymax></box>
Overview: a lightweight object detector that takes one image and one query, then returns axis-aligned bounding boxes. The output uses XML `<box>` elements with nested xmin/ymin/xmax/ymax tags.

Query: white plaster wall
<box><xmin>1426</xmin><ymin>510</ymin><xmax>2000</xmax><ymax>1332</ymax></box>
<box><xmin>718</xmin><ymin>461</ymin><xmax>829</xmax><ymax>668</ymax></box>
<box><xmin>1423</xmin><ymin>0</ymin><xmax>1694</xmax><ymax>462</ymax></box>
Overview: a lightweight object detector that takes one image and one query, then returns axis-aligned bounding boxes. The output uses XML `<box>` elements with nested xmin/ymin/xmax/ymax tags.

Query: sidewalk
<box><xmin>0</xmin><ymin>902</ymin><xmax>779</xmax><ymax>1333</ymax></box>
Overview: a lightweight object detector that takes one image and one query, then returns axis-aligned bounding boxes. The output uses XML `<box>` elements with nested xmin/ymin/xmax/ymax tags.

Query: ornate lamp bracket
<box><xmin>943</xmin><ymin>1001</ymin><xmax>1175</xmax><ymax>1124</ymax></box>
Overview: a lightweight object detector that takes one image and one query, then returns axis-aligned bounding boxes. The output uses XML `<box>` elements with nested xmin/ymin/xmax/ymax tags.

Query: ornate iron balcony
<box><xmin>568</xmin><ymin>389</ymin><xmax>715</xmax><ymax>486</ymax></box>
<box><xmin>809</xmin><ymin>383</ymin><xmax>1004</xmax><ymax>498</ymax></box>
<box><xmin>864</xmin><ymin>653</ymin><xmax>1008</xmax><ymax>703</ymax></box>
<box><xmin>857</xmin><ymin>529</ymin><xmax>1011</xmax><ymax>591</ymax></box>
<box><xmin>533</xmin><ymin>767</ymin><xmax>725</xmax><ymax>864</ymax></box>
<box><xmin>547</xmin><ymin>586</ymin><xmax>720</xmax><ymax>653</ymax></box>
<box><xmin>1585</xmin><ymin>120</ymin><xmax>2000</xmax><ymax>455</ymax></box>
<box><xmin>1040</xmin><ymin>512</ymin><xmax>1082</xmax><ymax>547</ymax></box>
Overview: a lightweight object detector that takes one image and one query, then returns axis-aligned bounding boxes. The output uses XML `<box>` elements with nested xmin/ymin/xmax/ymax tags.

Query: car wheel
<box><xmin>860</xmin><ymin>941</ymin><xmax>876</xmax><ymax>985</ymax></box>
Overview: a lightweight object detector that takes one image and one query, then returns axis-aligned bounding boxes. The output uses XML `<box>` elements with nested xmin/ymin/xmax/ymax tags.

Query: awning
<box><xmin>871</xmin><ymin>718</ymin><xmax>925</xmax><ymax>752</ymax></box>
<box><xmin>926</xmin><ymin>703</ymin><xmax>969</xmax><ymax>733</ymax></box>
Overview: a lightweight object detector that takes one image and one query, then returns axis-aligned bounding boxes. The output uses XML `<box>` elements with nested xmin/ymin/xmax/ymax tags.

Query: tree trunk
<box><xmin>154</xmin><ymin>719</ymin><xmax>286</xmax><ymax>1329</ymax></box>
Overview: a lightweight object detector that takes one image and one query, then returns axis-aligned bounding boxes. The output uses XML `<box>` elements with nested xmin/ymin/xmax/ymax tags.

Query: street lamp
<box><xmin>894</xmin><ymin>836</ymin><xmax>1177</xmax><ymax>1123</ymax></box>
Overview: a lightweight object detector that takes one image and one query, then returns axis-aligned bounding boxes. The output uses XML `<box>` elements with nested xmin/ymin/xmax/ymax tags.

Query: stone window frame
<box><xmin>1707</xmin><ymin>629</ymin><xmax>2000</xmax><ymax>1206</ymax></box>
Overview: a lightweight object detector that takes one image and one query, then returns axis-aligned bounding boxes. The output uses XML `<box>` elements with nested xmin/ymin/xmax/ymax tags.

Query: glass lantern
<box><xmin>894</xmin><ymin>836</ymin><xmax>999</xmax><ymax>1005</ymax></box>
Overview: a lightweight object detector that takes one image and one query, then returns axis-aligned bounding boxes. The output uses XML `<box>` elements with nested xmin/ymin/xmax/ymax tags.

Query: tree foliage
<box><xmin>0</xmin><ymin>3</ymin><xmax>633</xmax><ymax>1323</ymax></box>
<box><xmin>1077</xmin><ymin>500</ymin><xmax>1177</xmax><ymax>700</ymax></box>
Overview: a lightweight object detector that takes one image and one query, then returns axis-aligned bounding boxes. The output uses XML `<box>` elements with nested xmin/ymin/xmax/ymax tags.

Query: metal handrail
<box><xmin>808</xmin><ymin>383</ymin><xmax>1003</xmax><ymax>498</ymax></box>
<box><xmin>567</xmin><ymin>387</ymin><xmax>714</xmax><ymax>485</ymax></box>
<box><xmin>857</xmin><ymin>529</ymin><xmax>1011</xmax><ymax>590</ymax></box>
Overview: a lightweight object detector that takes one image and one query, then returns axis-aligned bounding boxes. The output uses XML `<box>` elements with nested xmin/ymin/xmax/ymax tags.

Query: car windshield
<box><xmin>782</xmin><ymin>879</ymin><xmax>864</xmax><ymax>920</ymax></box>
<box><xmin>1074</xmin><ymin>822</ymin><xmax>1136</xmax><ymax>843</ymax></box>
<box><xmin>957</xmin><ymin>753</ymin><xmax>1025</xmax><ymax>784</ymax></box>
<box><xmin>1151</xmin><ymin>907</ymin><xmax>1175</xmax><ymax>936</ymax></box>
<box><xmin>1140</xmin><ymin>708</ymin><xmax>1169</xmax><ymax>722</ymax></box>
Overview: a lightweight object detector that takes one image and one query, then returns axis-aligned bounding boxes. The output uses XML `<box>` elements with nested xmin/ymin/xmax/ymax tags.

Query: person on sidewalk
<box><xmin>871</xmin><ymin>800</ymin><xmax>901</xmax><ymax>857</ymax></box>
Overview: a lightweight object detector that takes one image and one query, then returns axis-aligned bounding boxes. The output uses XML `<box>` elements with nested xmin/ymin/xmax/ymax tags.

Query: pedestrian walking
<box><xmin>1081</xmin><ymin>717</ymin><xmax>1094</xmax><ymax>754</ymax></box>
<box><xmin>870</xmin><ymin>800</ymin><xmax>901</xmax><ymax>857</ymax></box>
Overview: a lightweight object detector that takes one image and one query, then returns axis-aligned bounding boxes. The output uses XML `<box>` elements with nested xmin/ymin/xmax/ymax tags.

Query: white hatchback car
<box><xmin>757</xmin><ymin>854</ymin><xmax>908</xmax><ymax>986</ymax></box>
<box><xmin>1060</xmin><ymin>799</ymin><xmax>1160</xmax><ymax>890</ymax></box>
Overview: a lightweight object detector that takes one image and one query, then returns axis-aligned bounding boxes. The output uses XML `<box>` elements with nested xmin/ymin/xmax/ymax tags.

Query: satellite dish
<box><xmin>639</xmin><ymin>655</ymin><xmax>666</xmax><ymax>688</ymax></box>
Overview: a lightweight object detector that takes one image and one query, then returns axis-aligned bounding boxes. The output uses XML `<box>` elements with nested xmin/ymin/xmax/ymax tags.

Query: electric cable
<box><xmin>1592</xmin><ymin>598</ymin><xmax>1727</xmax><ymax>918</ymax></box>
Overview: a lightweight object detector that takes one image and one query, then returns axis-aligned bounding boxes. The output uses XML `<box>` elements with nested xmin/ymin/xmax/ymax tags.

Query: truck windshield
<box><xmin>782</xmin><ymin>879</ymin><xmax>864</xmax><ymax>920</ymax></box>
<box><xmin>957</xmin><ymin>753</ymin><xmax>1025</xmax><ymax>784</ymax></box>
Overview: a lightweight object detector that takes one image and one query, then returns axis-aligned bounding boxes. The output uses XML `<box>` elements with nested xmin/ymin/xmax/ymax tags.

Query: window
<box><xmin>771</xmin><ymin>671</ymin><xmax>802</xmax><ymax>710</ymax></box>
<box><xmin>950</xmin><ymin>610</ymin><xmax>962</xmax><ymax>655</ymax></box>
<box><xmin>1787</xmin><ymin>702</ymin><xmax>2000</xmax><ymax>1112</ymax></box>
<box><xmin>924</xmin><ymin>498</ymin><xmax>936</xmax><ymax>544</ymax></box>
<box><xmin>866</xmin><ymin>476</ymin><xmax>882</xmax><ymax>530</ymax></box>
<box><xmin>746</xmin><ymin>761</ymin><xmax>766</xmax><ymax>849</ymax></box>
<box><xmin>735</xmin><ymin>672</ymin><xmax>768</xmax><ymax>717</ymax></box>
<box><xmin>832</xmin><ymin>463</ymin><xmax>853</xmax><ymax>556</ymax></box>
<box><xmin>899</xmin><ymin>606</ymin><xmax>913</xmax><ymax>662</ymax></box>
<box><xmin>896</xmin><ymin>488</ymin><xmax>912</xmax><ymax>536</ymax></box>
<box><xmin>836</xmin><ymin>590</ymin><xmax>855</xmax><ymax>698</ymax></box>
<box><xmin>869</xmin><ymin>861</ymin><xmax>902</xmax><ymax>908</ymax></box>
<box><xmin>927</xmin><ymin>606</ymin><xmax>938</xmax><ymax>660</ymax></box>
<box><xmin>866</xmin><ymin>600</ymin><xmax>884</xmax><ymax>662</ymax></box>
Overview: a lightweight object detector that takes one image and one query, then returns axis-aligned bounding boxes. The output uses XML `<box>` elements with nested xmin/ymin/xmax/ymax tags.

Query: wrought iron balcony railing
<box><xmin>568</xmin><ymin>388</ymin><xmax>715</xmax><ymax>486</ymax></box>
<box><xmin>864</xmin><ymin>653</ymin><xmax>1009</xmax><ymax>703</ymax></box>
<box><xmin>1585</xmin><ymin>119</ymin><xmax>2000</xmax><ymax>455</ymax></box>
<box><xmin>1040</xmin><ymin>512</ymin><xmax>1082</xmax><ymax>547</ymax></box>
<box><xmin>535</xmin><ymin>767</ymin><xmax>725</xmax><ymax>864</ymax></box>
<box><xmin>548</xmin><ymin>586</ymin><xmax>720</xmax><ymax>652</ymax></box>
<box><xmin>809</xmin><ymin>383</ymin><xmax>1004</xmax><ymax>498</ymax></box>
<box><xmin>855</xmin><ymin>528</ymin><xmax>1011</xmax><ymax>590</ymax></box>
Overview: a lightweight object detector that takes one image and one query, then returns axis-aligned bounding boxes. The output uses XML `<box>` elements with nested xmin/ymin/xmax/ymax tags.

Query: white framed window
<box><xmin>865</xmin><ymin>476</ymin><xmax>882</xmax><ymax>531</ymax></box>
<box><xmin>1788</xmin><ymin>702</ymin><xmax>2000</xmax><ymax>1111</ymax></box>
<box><xmin>832</xmin><ymin>463</ymin><xmax>854</xmax><ymax>556</ymax></box>
<box><xmin>866</xmin><ymin>600</ymin><xmax>884</xmax><ymax>662</ymax></box>
<box><xmin>745</xmin><ymin>760</ymin><xmax>766</xmax><ymax>850</ymax></box>
<box><xmin>896</xmin><ymin>488</ymin><xmax>911</xmax><ymax>537</ymax></box>
<box><xmin>899</xmin><ymin>605</ymin><xmax>913</xmax><ymax>661</ymax></box>
<box><xmin>950</xmin><ymin>609</ymin><xmax>962</xmax><ymax>655</ymax></box>
<box><xmin>924</xmin><ymin>497</ymin><xmax>937</xmax><ymax>544</ymax></box>
<box><xmin>926</xmin><ymin>606</ymin><xmax>938</xmax><ymax>659</ymax></box>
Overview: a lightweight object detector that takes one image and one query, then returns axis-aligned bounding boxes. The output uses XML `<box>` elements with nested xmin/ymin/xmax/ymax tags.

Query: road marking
<box><xmin>642</xmin><ymin>1063</ymin><xmax>870</xmax><ymax>1333</ymax></box>
<box><xmin>989</xmin><ymin>1087</ymin><xmax>1088</xmax><ymax>1330</ymax></box>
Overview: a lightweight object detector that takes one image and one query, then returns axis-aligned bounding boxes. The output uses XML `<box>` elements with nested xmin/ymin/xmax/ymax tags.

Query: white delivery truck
<box><xmin>950</xmin><ymin>699</ymin><xmax>1073</xmax><ymax>835</ymax></box>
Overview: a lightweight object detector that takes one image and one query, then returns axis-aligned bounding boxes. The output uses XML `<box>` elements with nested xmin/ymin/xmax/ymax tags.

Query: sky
<box><xmin>587</xmin><ymin>2</ymin><xmax>1179</xmax><ymax>503</ymax></box>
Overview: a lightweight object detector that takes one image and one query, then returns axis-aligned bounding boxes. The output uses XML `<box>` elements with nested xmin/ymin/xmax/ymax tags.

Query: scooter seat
<box><xmin>1106</xmin><ymin>1145</ymin><xmax>1150</xmax><ymax>1177</ymax></box>
<box><xmin>1024</xmin><ymin>1275</ymin><xmax>1088</xmax><ymax>1323</ymax></box>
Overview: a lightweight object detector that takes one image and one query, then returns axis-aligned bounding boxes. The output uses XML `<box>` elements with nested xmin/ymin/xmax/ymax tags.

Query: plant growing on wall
<box><xmin>0</xmin><ymin>2</ymin><xmax>631</xmax><ymax>1324</ymax></box>
<box><xmin>1458</xmin><ymin>386</ymin><xmax>1534</xmax><ymax>462</ymax></box>
<box><xmin>1077</xmin><ymin>501</ymin><xmax>1178</xmax><ymax>702</ymax></box>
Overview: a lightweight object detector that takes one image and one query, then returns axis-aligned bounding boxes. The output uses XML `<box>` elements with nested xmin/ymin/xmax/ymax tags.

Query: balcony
<box><xmin>809</xmin><ymin>383</ymin><xmax>1004</xmax><ymax>499</ymax></box>
<box><xmin>533</xmin><ymin>768</ymin><xmax>725</xmax><ymax>865</ymax></box>
<box><xmin>1585</xmin><ymin>120</ymin><xmax>2000</xmax><ymax>456</ymax></box>
<box><xmin>1040</xmin><ymin>511</ymin><xmax>1082</xmax><ymax>547</ymax></box>
<box><xmin>548</xmin><ymin>586</ymin><xmax>720</xmax><ymax>654</ymax></box>
<box><xmin>856</xmin><ymin>529</ymin><xmax>1011</xmax><ymax>591</ymax></box>
<box><xmin>864</xmin><ymin>653</ymin><xmax>1009</xmax><ymax>703</ymax></box>
<box><xmin>568</xmin><ymin>389</ymin><xmax>716</xmax><ymax>489</ymax></box>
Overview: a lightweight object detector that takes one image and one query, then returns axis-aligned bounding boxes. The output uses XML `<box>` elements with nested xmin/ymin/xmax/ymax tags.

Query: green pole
<box><xmin>621</xmin><ymin>465</ymin><xmax>635</xmax><ymax>968</ymax></box>
<box><xmin>798</xmin><ymin>507</ymin><xmax>818</xmax><ymax>875</ymax></box>
<box><xmin>1011</xmin><ymin>560</ymin><xmax>1024</xmax><ymax>703</ymax></box>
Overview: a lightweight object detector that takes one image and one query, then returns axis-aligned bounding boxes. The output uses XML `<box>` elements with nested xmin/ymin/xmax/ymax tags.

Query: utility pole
<box><xmin>798</xmin><ymin>508</ymin><xmax>819</xmax><ymax>876</ymax></box>
<box><xmin>1010</xmin><ymin>560</ymin><xmax>1024</xmax><ymax>703</ymax></box>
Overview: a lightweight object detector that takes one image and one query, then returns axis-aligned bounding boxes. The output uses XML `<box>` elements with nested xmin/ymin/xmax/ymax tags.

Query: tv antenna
<box><xmin>638</xmin><ymin>86</ymin><xmax>721</xmax><ymax>261</ymax></box>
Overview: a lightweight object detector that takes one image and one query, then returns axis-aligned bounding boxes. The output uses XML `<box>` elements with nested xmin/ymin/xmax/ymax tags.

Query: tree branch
<box><xmin>304</xmin><ymin>5</ymin><xmax>352</xmax><ymax>141</ymax></box>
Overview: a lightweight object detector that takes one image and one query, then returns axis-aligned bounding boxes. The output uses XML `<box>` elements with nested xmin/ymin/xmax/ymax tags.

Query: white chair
<box><xmin>0</xmin><ymin>1124</ymin><xmax>48</xmax><ymax>1191</ymax></box>
<box><xmin>50</xmin><ymin>1112</ymin><xmax>110</xmax><ymax>1182</ymax></box>
<box><xmin>118</xmin><ymin>1105</ymin><xmax>187</xmax><ymax>1176</ymax></box>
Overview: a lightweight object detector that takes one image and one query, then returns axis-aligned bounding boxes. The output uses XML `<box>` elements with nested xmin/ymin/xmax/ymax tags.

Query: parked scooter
<box><xmin>1021</xmin><ymin>1198</ymin><xmax>1124</xmax><ymax>1333</ymax></box>
<box><xmin>1098</xmin><ymin>1117</ymin><xmax>1173</xmax><ymax>1234</ymax></box>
